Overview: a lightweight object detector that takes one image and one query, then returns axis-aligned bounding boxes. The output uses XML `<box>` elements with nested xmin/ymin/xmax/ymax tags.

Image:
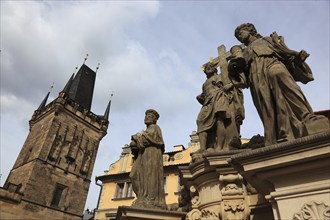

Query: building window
<box><xmin>115</xmin><ymin>183</ymin><xmax>125</xmax><ymax>199</ymax></box>
<box><xmin>126</xmin><ymin>182</ymin><xmax>133</xmax><ymax>198</ymax></box>
<box><xmin>51</xmin><ymin>184</ymin><xmax>66</xmax><ymax>207</ymax></box>
<box><xmin>114</xmin><ymin>182</ymin><xmax>134</xmax><ymax>199</ymax></box>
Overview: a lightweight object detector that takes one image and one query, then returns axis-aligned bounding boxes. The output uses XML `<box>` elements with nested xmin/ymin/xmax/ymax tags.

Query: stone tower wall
<box><xmin>1</xmin><ymin>96</ymin><xmax>107</xmax><ymax>219</ymax></box>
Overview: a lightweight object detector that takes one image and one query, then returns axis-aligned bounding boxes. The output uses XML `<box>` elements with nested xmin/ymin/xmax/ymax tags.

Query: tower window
<box><xmin>51</xmin><ymin>184</ymin><xmax>66</xmax><ymax>207</ymax></box>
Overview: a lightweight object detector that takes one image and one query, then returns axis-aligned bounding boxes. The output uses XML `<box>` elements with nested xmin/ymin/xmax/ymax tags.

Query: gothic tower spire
<box><xmin>62</xmin><ymin>73</ymin><xmax>75</xmax><ymax>95</ymax></box>
<box><xmin>37</xmin><ymin>83</ymin><xmax>54</xmax><ymax>111</ymax></box>
<box><xmin>103</xmin><ymin>93</ymin><xmax>114</xmax><ymax>120</ymax></box>
<box><xmin>37</xmin><ymin>91</ymin><xmax>50</xmax><ymax>111</ymax></box>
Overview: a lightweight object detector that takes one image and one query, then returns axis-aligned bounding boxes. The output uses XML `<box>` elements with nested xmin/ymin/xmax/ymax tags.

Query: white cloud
<box><xmin>1</xmin><ymin>1</ymin><xmax>160</xmax><ymax>100</ymax></box>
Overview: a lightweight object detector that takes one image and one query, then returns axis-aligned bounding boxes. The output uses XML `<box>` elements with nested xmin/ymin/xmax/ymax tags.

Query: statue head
<box><xmin>203</xmin><ymin>62</ymin><xmax>218</xmax><ymax>77</ymax></box>
<box><xmin>144</xmin><ymin>109</ymin><xmax>159</xmax><ymax>125</ymax></box>
<box><xmin>235</xmin><ymin>23</ymin><xmax>262</xmax><ymax>44</ymax></box>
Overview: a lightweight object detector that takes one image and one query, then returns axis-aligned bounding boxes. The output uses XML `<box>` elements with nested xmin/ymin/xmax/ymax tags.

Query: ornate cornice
<box><xmin>229</xmin><ymin>131</ymin><xmax>330</xmax><ymax>163</ymax></box>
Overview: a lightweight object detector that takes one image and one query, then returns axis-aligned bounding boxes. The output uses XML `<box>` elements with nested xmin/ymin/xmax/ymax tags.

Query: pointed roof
<box><xmin>62</xmin><ymin>73</ymin><xmax>75</xmax><ymax>95</ymax></box>
<box><xmin>67</xmin><ymin>64</ymin><xmax>96</xmax><ymax>111</ymax></box>
<box><xmin>103</xmin><ymin>93</ymin><xmax>114</xmax><ymax>120</ymax></box>
<box><xmin>37</xmin><ymin>91</ymin><xmax>50</xmax><ymax>111</ymax></box>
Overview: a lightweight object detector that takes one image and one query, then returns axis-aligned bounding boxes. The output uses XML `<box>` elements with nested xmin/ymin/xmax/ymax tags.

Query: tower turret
<box><xmin>61</xmin><ymin>73</ymin><xmax>75</xmax><ymax>96</ymax></box>
<box><xmin>103</xmin><ymin>93</ymin><xmax>114</xmax><ymax>121</ymax></box>
<box><xmin>37</xmin><ymin>91</ymin><xmax>50</xmax><ymax>111</ymax></box>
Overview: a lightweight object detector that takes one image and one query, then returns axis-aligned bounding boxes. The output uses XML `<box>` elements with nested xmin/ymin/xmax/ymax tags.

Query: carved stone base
<box><xmin>115</xmin><ymin>206</ymin><xmax>186</xmax><ymax>220</ymax></box>
<box><xmin>229</xmin><ymin>131</ymin><xmax>330</xmax><ymax>220</ymax></box>
<box><xmin>179</xmin><ymin>150</ymin><xmax>273</xmax><ymax>220</ymax></box>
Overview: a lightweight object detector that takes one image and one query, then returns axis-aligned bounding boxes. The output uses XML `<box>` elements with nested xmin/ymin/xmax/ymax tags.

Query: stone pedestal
<box><xmin>179</xmin><ymin>150</ymin><xmax>273</xmax><ymax>220</ymax></box>
<box><xmin>229</xmin><ymin>131</ymin><xmax>330</xmax><ymax>220</ymax></box>
<box><xmin>115</xmin><ymin>206</ymin><xmax>186</xmax><ymax>220</ymax></box>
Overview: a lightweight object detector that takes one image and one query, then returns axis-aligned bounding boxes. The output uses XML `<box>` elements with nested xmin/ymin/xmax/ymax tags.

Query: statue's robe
<box><xmin>129</xmin><ymin>124</ymin><xmax>167</xmax><ymax>210</ymax></box>
<box><xmin>237</xmin><ymin>33</ymin><xmax>327</xmax><ymax>145</ymax></box>
<box><xmin>196</xmin><ymin>73</ymin><xmax>244</xmax><ymax>148</ymax></box>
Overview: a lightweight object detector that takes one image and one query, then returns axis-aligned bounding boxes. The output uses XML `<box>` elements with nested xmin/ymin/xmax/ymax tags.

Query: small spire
<box><xmin>74</xmin><ymin>66</ymin><xmax>78</xmax><ymax>74</ymax></box>
<box><xmin>95</xmin><ymin>63</ymin><xmax>100</xmax><ymax>74</ymax></box>
<box><xmin>62</xmin><ymin>72</ymin><xmax>75</xmax><ymax>95</ymax></box>
<box><xmin>37</xmin><ymin>83</ymin><xmax>54</xmax><ymax>111</ymax></box>
<box><xmin>60</xmin><ymin>66</ymin><xmax>77</xmax><ymax>95</ymax></box>
<box><xmin>37</xmin><ymin>92</ymin><xmax>49</xmax><ymax>111</ymax></box>
<box><xmin>83</xmin><ymin>54</ymin><xmax>88</xmax><ymax>65</ymax></box>
<box><xmin>50</xmin><ymin>82</ymin><xmax>54</xmax><ymax>92</ymax></box>
<box><xmin>103</xmin><ymin>92</ymin><xmax>114</xmax><ymax>120</ymax></box>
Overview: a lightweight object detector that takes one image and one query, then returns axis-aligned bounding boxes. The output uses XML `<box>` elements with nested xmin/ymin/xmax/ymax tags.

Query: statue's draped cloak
<box><xmin>129</xmin><ymin>124</ymin><xmax>166</xmax><ymax>210</ymax></box>
<box><xmin>242</xmin><ymin>36</ymin><xmax>315</xmax><ymax>145</ymax></box>
<box><xmin>197</xmin><ymin>74</ymin><xmax>244</xmax><ymax>134</ymax></box>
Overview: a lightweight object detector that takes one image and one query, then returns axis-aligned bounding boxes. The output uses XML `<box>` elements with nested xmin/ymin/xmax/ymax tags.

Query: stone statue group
<box><xmin>197</xmin><ymin>23</ymin><xmax>329</xmax><ymax>150</ymax></box>
<box><xmin>126</xmin><ymin>23</ymin><xmax>329</xmax><ymax>211</ymax></box>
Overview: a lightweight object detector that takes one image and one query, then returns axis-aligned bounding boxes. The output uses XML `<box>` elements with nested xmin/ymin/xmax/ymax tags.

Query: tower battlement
<box><xmin>30</xmin><ymin>93</ymin><xmax>109</xmax><ymax>134</ymax></box>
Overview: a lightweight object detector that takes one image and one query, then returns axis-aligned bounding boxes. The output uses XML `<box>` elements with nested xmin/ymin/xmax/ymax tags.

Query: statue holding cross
<box><xmin>196</xmin><ymin>45</ymin><xmax>244</xmax><ymax>152</ymax></box>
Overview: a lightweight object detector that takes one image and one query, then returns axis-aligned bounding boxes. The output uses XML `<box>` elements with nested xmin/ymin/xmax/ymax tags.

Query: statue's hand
<box><xmin>228</xmin><ymin>58</ymin><xmax>246</xmax><ymax>76</ymax></box>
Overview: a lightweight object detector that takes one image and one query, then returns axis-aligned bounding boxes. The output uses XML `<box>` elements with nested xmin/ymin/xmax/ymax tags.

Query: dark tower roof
<box><xmin>68</xmin><ymin>64</ymin><xmax>96</xmax><ymax>111</ymax></box>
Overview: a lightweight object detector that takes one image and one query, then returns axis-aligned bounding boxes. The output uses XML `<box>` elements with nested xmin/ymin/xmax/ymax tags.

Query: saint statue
<box><xmin>196</xmin><ymin>62</ymin><xmax>244</xmax><ymax>151</ymax></box>
<box><xmin>228</xmin><ymin>23</ymin><xmax>329</xmax><ymax>145</ymax></box>
<box><xmin>129</xmin><ymin>109</ymin><xmax>167</xmax><ymax>210</ymax></box>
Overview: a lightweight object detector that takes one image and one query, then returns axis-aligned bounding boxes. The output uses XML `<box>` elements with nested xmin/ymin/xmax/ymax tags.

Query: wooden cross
<box><xmin>202</xmin><ymin>44</ymin><xmax>232</xmax><ymax>85</ymax></box>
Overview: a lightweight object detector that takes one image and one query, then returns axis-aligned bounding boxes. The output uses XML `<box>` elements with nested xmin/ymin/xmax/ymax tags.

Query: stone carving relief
<box><xmin>186</xmin><ymin>186</ymin><xmax>202</xmax><ymax>220</ymax></box>
<box><xmin>219</xmin><ymin>174</ymin><xmax>250</xmax><ymax>220</ymax></box>
<box><xmin>174</xmin><ymin>152</ymin><xmax>184</xmax><ymax>160</ymax></box>
<box><xmin>220</xmin><ymin>174</ymin><xmax>244</xmax><ymax>196</ymax></box>
<box><xmin>222</xmin><ymin>183</ymin><xmax>243</xmax><ymax>196</ymax></box>
<box><xmin>223</xmin><ymin>199</ymin><xmax>246</xmax><ymax>220</ymax></box>
<box><xmin>80</xmin><ymin>139</ymin><xmax>96</xmax><ymax>176</ymax></box>
<box><xmin>293</xmin><ymin>201</ymin><xmax>330</xmax><ymax>220</ymax></box>
<box><xmin>187</xmin><ymin>209</ymin><xmax>202</xmax><ymax>220</ymax></box>
<box><xmin>80</xmin><ymin>149</ymin><xmax>91</xmax><ymax>175</ymax></box>
<box><xmin>48</xmin><ymin>124</ymin><xmax>65</xmax><ymax>162</ymax></box>
<box><xmin>66</xmin><ymin>126</ymin><xmax>81</xmax><ymax>162</ymax></box>
<box><xmin>163</xmin><ymin>154</ymin><xmax>169</xmax><ymax>163</ymax></box>
<box><xmin>48</xmin><ymin>135</ymin><xmax>63</xmax><ymax>161</ymax></box>
<box><xmin>201</xmin><ymin>209</ymin><xmax>219</xmax><ymax>219</ymax></box>
<box><xmin>190</xmin><ymin>186</ymin><xmax>201</xmax><ymax>207</ymax></box>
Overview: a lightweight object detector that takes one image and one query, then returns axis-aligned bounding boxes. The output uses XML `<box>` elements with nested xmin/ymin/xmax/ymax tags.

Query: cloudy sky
<box><xmin>1</xmin><ymin>0</ymin><xmax>329</xmax><ymax>211</ymax></box>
